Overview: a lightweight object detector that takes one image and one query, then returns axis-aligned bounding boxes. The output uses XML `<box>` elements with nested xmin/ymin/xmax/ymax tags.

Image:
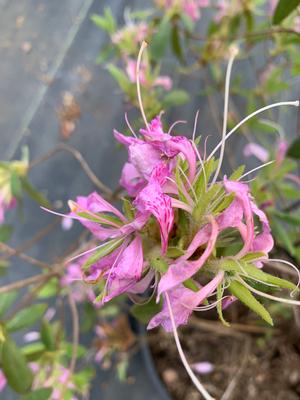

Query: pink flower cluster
<box><xmin>63</xmin><ymin>115</ymin><xmax>274</xmax><ymax>331</ymax></box>
<box><xmin>155</xmin><ymin>0</ymin><xmax>209</xmax><ymax>21</ymax></box>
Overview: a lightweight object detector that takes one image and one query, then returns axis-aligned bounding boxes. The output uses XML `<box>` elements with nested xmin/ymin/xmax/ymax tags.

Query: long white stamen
<box><xmin>208</xmin><ymin>100</ymin><xmax>300</xmax><ymax>162</ymax></box>
<box><xmin>67</xmin><ymin>238</ymin><xmax>123</xmax><ymax>263</ymax></box>
<box><xmin>192</xmin><ymin>141</ymin><xmax>207</xmax><ymax>190</ymax></box>
<box><xmin>239</xmin><ymin>278</ymin><xmax>300</xmax><ymax>306</ymax></box>
<box><xmin>178</xmin><ymin>165</ymin><xmax>197</xmax><ymax>202</ymax></box>
<box><xmin>191</xmin><ymin>296</ymin><xmax>231</xmax><ymax>311</ymax></box>
<box><xmin>239</xmin><ymin>160</ymin><xmax>274</xmax><ymax>181</ymax></box>
<box><xmin>192</xmin><ymin>110</ymin><xmax>200</xmax><ymax>142</ymax></box>
<box><xmin>136</xmin><ymin>41</ymin><xmax>149</xmax><ymax>130</ymax></box>
<box><xmin>211</xmin><ymin>46</ymin><xmax>238</xmax><ymax>185</ymax></box>
<box><xmin>265</xmin><ymin>258</ymin><xmax>300</xmax><ymax>297</ymax></box>
<box><xmin>168</xmin><ymin>120</ymin><xmax>187</xmax><ymax>135</ymax></box>
<box><xmin>165</xmin><ymin>292</ymin><xmax>215</xmax><ymax>400</ymax></box>
<box><xmin>125</xmin><ymin>112</ymin><xmax>137</xmax><ymax>138</ymax></box>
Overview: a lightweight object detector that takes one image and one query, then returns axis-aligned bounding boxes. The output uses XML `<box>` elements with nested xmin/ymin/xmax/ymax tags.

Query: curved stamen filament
<box><xmin>264</xmin><ymin>258</ymin><xmax>300</xmax><ymax>297</ymax></box>
<box><xmin>136</xmin><ymin>41</ymin><xmax>149</xmax><ymax>130</ymax></box>
<box><xmin>239</xmin><ymin>160</ymin><xmax>274</xmax><ymax>181</ymax></box>
<box><xmin>168</xmin><ymin>120</ymin><xmax>187</xmax><ymax>135</ymax></box>
<box><xmin>208</xmin><ymin>100</ymin><xmax>300</xmax><ymax>162</ymax></box>
<box><xmin>211</xmin><ymin>46</ymin><xmax>238</xmax><ymax>185</ymax></box>
<box><xmin>239</xmin><ymin>278</ymin><xmax>300</xmax><ymax>306</ymax></box>
<box><xmin>125</xmin><ymin>112</ymin><xmax>137</xmax><ymax>138</ymax></box>
<box><xmin>165</xmin><ymin>292</ymin><xmax>215</xmax><ymax>400</ymax></box>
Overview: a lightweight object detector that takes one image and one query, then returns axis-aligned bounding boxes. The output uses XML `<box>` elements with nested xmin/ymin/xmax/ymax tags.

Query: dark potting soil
<box><xmin>149</xmin><ymin>313</ymin><xmax>300</xmax><ymax>400</ymax></box>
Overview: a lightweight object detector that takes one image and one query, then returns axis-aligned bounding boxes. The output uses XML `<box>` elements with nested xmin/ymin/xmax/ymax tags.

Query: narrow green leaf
<box><xmin>150</xmin><ymin>16</ymin><xmax>171</xmax><ymax>58</ymax></box>
<box><xmin>273</xmin><ymin>0</ymin><xmax>300</xmax><ymax>25</ymax></box>
<box><xmin>183</xmin><ymin>278</ymin><xmax>198</xmax><ymax>292</ymax></box>
<box><xmin>10</xmin><ymin>171</ymin><xmax>22</xmax><ymax>198</ymax></box>
<box><xmin>217</xmin><ymin>283</ymin><xmax>230</xmax><ymax>327</ymax></box>
<box><xmin>21</xmin><ymin>342</ymin><xmax>46</xmax><ymax>362</ymax></box>
<box><xmin>6</xmin><ymin>303</ymin><xmax>47</xmax><ymax>332</ymax></box>
<box><xmin>163</xmin><ymin>90</ymin><xmax>190</xmax><ymax>107</ymax></box>
<box><xmin>21</xmin><ymin>178</ymin><xmax>51</xmax><ymax>208</ymax></box>
<box><xmin>241</xmin><ymin>252</ymin><xmax>265</xmax><ymax>262</ymax></box>
<box><xmin>0</xmin><ymin>291</ymin><xmax>18</xmax><ymax>318</ymax></box>
<box><xmin>2</xmin><ymin>339</ymin><xmax>34</xmax><ymax>394</ymax></box>
<box><xmin>271</xmin><ymin>217</ymin><xmax>295</xmax><ymax>256</ymax></box>
<box><xmin>81</xmin><ymin>238</ymin><xmax>123</xmax><ymax>271</ymax></box>
<box><xmin>171</xmin><ymin>24</ymin><xmax>184</xmax><ymax>62</ymax></box>
<box><xmin>40</xmin><ymin>319</ymin><xmax>55</xmax><ymax>351</ymax></box>
<box><xmin>166</xmin><ymin>247</ymin><xmax>185</xmax><ymax>258</ymax></box>
<box><xmin>22</xmin><ymin>387</ymin><xmax>52</xmax><ymax>400</ymax></box>
<box><xmin>106</xmin><ymin>64</ymin><xmax>131</xmax><ymax>92</ymax></box>
<box><xmin>228</xmin><ymin>280</ymin><xmax>273</xmax><ymax>325</ymax></box>
<box><xmin>229</xmin><ymin>165</ymin><xmax>245</xmax><ymax>180</ymax></box>
<box><xmin>130</xmin><ymin>297</ymin><xmax>162</xmax><ymax>324</ymax></box>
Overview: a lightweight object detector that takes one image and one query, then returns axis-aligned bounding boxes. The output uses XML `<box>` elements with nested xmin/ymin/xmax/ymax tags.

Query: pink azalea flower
<box><xmin>0</xmin><ymin>195</ymin><xmax>16</xmax><ymax>224</ymax></box>
<box><xmin>157</xmin><ymin>217</ymin><xmax>218</xmax><ymax>295</ymax></box>
<box><xmin>0</xmin><ymin>370</ymin><xmax>6</xmax><ymax>392</ymax></box>
<box><xmin>148</xmin><ymin>271</ymin><xmax>224</xmax><ymax>331</ymax></box>
<box><xmin>125</xmin><ymin>58</ymin><xmax>172</xmax><ymax>91</ymax></box>
<box><xmin>103</xmin><ymin>235</ymin><xmax>144</xmax><ymax>302</ymax></box>
<box><xmin>276</xmin><ymin>139</ymin><xmax>288</xmax><ymax>166</ymax></box>
<box><xmin>243</xmin><ymin>142</ymin><xmax>269</xmax><ymax>163</ymax></box>
<box><xmin>134</xmin><ymin>181</ymin><xmax>174</xmax><ymax>254</ymax></box>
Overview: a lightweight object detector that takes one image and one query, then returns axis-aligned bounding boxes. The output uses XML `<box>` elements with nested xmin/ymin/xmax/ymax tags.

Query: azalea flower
<box><xmin>155</xmin><ymin>0</ymin><xmax>209</xmax><ymax>21</ymax></box>
<box><xmin>125</xmin><ymin>58</ymin><xmax>172</xmax><ymax>91</ymax></box>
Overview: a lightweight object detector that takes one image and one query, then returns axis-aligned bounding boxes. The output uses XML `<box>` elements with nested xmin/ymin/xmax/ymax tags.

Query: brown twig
<box><xmin>189</xmin><ymin>316</ymin><xmax>279</xmax><ymax>336</ymax></box>
<box><xmin>29</xmin><ymin>143</ymin><xmax>113</xmax><ymax>197</ymax></box>
<box><xmin>0</xmin><ymin>243</ymin><xmax>50</xmax><ymax>269</ymax></box>
<box><xmin>0</xmin><ymin>271</ymin><xmax>56</xmax><ymax>294</ymax></box>
<box><xmin>0</xmin><ymin>219</ymin><xmax>59</xmax><ymax>262</ymax></box>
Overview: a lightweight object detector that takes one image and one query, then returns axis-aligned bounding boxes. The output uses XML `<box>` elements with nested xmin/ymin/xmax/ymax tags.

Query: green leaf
<box><xmin>228</xmin><ymin>280</ymin><xmax>273</xmax><ymax>325</ymax></box>
<box><xmin>171</xmin><ymin>24</ymin><xmax>184</xmax><ymax>63</ymax></box>
<box><xmin>150</xmin><ymin>16</ymin><xmax>171</xmax><ymax>59</ymax></box>
<box><xmin>194</xmin><ymin>158</ymin><xmax>218</xmax><ymax>197</ymax></box>
<box><xmin>21</xmin><ymin>178</ymin><xmax>51</xmax><ymax>208</ymax></box>
<box><xmin>0</xmin><ymin>291</ymin><xmax>18</xmax><ymax>318</ymax></box>
<box><xmin>229</xmin><ymin>165</ymin><xmax>245</xmax><ymax>180</ymax></box>
<box><xmin>21</xmin><ymin>342</ymin><xmax>46</xmax><ymax>362</ymax></box>
<box><xmin>217</xmin><ymin>283</ymin><xmax>229</xmax><ymax>327</ymax></box>
<box><xmin>241</xmin><ymin>252</ymin><xmax>265</xmax><ymax>263</ymax></box>
<box><xmin>91</xmin><ymin>8</ymin><xmax>116</xmax><ymax>33</ymax></box>
<box><xmin>272</xmin><ymin>210</ymin><xmax>300</xmax><ymax>226</ymax></box>
<box><xmin>183</xmin><ymin>278</ymin><xmax>198</xmax><ymax>292</ymax></box>
<box><xmin>287</xmin><ymin>137</ymin><xmax>300</xmax><ymax>159</ymax></box>
<box><xmin>163</xmin><ymin>89</ymin><xmax>190</xmax><ymax>107</ymax></box>
<box><xmin>0</xmin><ymin>224</ymin><xmax>13</xmax><ymax>242</ymax></box>
<box><xmin>81</xmin><ymin>238</ymin><xmax>124</xmax><ymax>271</ymax></box>
<box><xmin>271</xmin><ymin>217</ymin><xmax>295</xmax><ymax>256</ymax></box>
<box><xmin>2</xmin><ymin>339</ymin><xmax>34</xmax><ymax>394</ymax></box>
<box><xmin>40</xmin><ymin>319</ymin><xmax>55</xmax><ymax>351</ymax></box>
<box><xmin>241</xmin><ymin>263</ymin><xmax>297</xmax><ymax>291</ymax></box>
<box><xmin>166</xmin><ymin>247</ymin><xmax>185</xmax><ymax>258</ymax></box>
<box><xmin>10</xmin><ymin>171</ymin><xmax>22</xmax><ymax>198</ymax></box>
<box><xmin>106</xmin><ymin>64</ymin><xmax>131</xmax><ymax>92</ymax></box>
<box><xmin>130</xmin><ymin>297</ymin><xmax>162</xmax><ymax>324</ymax></box>
<box><xmin>122</xmin><ymin>198</ymin><xmax>135</xmax><ymax>220</ymax></box>
<box><xmin>22</xmin><ymin>388</ymin><xmax>52</xmax><ymax>400</ymax></box>
<box><xmin>6</xmin><ymin>303</ymin><xmax>47</xmax><ymax>332</ymax></box>
<box><xmin>273</xmin><ymin>0</ymin><xmax>300</xmax><ymax>25</ymax></box>
<box><xmin>150</xmin><ymin>257</ymin><xmax>168</xmax><ymax>273</ymax></box>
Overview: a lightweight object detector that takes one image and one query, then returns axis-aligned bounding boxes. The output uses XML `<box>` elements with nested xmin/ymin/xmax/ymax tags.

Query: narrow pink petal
<box><xmin>157</xmin><ymin>217</ymin><xmax>218</xmax><ymax>295</ymax></box>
